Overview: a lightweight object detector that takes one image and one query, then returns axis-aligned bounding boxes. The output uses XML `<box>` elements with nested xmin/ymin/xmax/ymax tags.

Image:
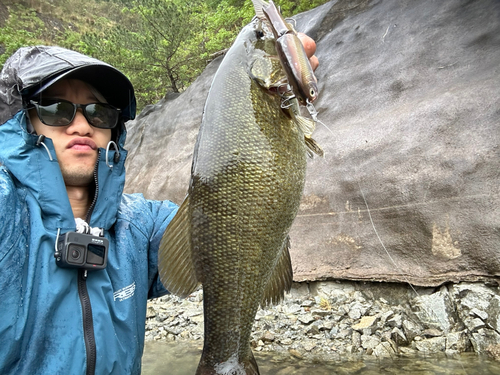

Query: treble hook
<box><xmin>281</xmin><ymin>95</ymin><xmax>296</xmax><ymax>109</ymax></box>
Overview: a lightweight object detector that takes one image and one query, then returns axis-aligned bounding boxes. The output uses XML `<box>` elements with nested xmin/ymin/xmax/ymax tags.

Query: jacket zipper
<box><xmin>79</xmin><ymin>152</ymin><xmax>100</xmax><ymax>375</ymax></box>
<box><xmin>78</xmin><ymin>269</ymin><xmax>96</xmax><ymax>375</ymax></box>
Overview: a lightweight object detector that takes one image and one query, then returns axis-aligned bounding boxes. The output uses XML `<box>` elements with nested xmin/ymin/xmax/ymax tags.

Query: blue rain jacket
<box><xmin>0</xmin><ymin>91</ymin><xmax>177</xmax><ymax>373</ymax></box>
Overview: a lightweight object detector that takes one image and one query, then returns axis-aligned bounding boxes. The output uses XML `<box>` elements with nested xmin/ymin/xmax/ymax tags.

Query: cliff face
<box><xmin>124</xmin><ymin>0</ymin><xmax>500</xmax><ymax>287</ymax></box>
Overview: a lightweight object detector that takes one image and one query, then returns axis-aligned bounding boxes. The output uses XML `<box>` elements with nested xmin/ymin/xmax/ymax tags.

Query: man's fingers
<box><xmin>297</xmin><ymin>32</ymin><xmax>319</xmax><ymax>71</ymax></box>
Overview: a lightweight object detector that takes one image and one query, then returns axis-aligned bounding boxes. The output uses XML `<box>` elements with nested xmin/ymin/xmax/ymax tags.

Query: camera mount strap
<box><xmin>75</xmin><ymin>218</ymin><xmax>104</xmax><ymax>237</ymax></box>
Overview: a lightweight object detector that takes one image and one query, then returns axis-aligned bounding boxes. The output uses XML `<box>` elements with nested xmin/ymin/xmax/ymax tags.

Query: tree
<box><xmin>81</xmin><ymin>0</ymin><xmax>208</xmax><ymax>107</ymax></box>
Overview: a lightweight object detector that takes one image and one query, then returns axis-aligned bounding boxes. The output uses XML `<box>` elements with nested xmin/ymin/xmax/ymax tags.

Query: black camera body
<box><xmin>56</xmin><ymin>232</ymin><xmax>109</xmax><ymax>271</ymax></box>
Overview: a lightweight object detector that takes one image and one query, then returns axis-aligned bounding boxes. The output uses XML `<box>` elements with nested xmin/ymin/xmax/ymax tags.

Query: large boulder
<box><xmin>124</xmin><ymin>0</ymin><xmax>500</xmax><ymax>287</ymax></box>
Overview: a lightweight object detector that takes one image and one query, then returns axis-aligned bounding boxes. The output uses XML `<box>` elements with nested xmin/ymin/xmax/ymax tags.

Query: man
<box><xmin>0</xmin><ymin>38</ymin><xmax>318</xmax><ymax>374</ymax></box>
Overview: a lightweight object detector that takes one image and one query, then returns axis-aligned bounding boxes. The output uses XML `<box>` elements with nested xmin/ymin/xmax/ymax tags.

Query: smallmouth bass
<box><xmin>159</xmin><ymin>1</ymin><xmax>322</xmax><ymax>374</ymax></box>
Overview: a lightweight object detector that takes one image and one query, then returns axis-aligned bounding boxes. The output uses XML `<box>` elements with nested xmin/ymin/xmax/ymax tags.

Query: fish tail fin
<box><xmin>195</xmin><ymin>351</ymin><xmax>260</xmax><ymax>375</ymax></box>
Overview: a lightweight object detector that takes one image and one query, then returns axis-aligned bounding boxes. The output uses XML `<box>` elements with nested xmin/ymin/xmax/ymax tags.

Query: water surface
<box><xmin>142</xmin><ymin>340</ymin><xmax>500</xmax><ymax>374</ymax></box>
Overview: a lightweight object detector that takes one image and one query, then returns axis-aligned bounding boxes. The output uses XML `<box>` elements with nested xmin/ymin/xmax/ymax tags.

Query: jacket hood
<box><xmin>0</xmin><ymin>111</ymin><xmax>128</xmax><ymax>232</ymax></box>
<box><xmin>0</xmin><ymin>45</ymin><xmax>136</xmax><ymax>126</ymax></box>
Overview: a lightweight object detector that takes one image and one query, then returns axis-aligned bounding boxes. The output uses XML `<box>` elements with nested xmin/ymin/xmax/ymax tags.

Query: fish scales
<box><xmin>159</xmin><ymin>4</ymin><xmax>319</xmax><ymax>374</ymax></box>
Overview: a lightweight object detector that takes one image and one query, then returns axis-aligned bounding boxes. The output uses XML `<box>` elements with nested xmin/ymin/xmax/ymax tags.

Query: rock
<box><xmin>446</xmin><ymin>330</ymin><xmax>470</xmax><ymax>352</ymax></box>
<box><xmin>421</xmin><ymin>328</ymin><xmax>443</xmax><ymax>338</ymax></box>
<box><xmin>470</xmin><ymin>308</ymin><xmax>489</xmax><ymax>321</ymax></box>
<box><xmin>487</xmin><ymin>344</ymin><xmax>500</xmax><ymax>361</ymax></box>
<box><xmin>471</xmin><ymin>329</ymin><xmax>500</xmax><ymax>353</ymax></box>
<box><xmin>261</xmin><ymin>331</ymin><xmax>275</xmax><ymax>343</ymax></box>
<box><xmin>414</xmin><ymin>337</ymin><xmax>447</xmax><ymax>352</ymax></box>
<box><xmin>402</xmin><ymin>320</ymin><xmax>422</xmax><ymax>342</ymax></box>
<box><xmin>390</xmin><ymin>327</ymin><xmax>407</xmax><ymax>345</ymax></box>
<box><xmin>386</xmin><ymin>314</ymin><xmax>402</xmax><ymax>328</ymax></box>
<box><xmin>301</xmin><ymin>300</ymin><xmax>315</xmax><ymax>308</ymax></box>
<box><xmin>352</xmin><ymin>315</ymin><xmax>379</xmax><ymax>331</ymax></box>
<box><xmin>373</xmin><ymin>341</ymin><xmax>396</xmax><ymax>357</ymax></box>
<box><xmin>412</xmin><ymin>286</ymin><xmax>456</xmax><ymax>332</ymax></box>
<box><xmin>361</xmin><ymin>335</ymin><xmax>380</xmax><ymax>350</ymax></box>
<box><xmin>352</xmin><ymin>331</ymin><xmax>361</xmax><ymax>349</ymax></box>
<box><xmin>288</xmin><ymin>349</ymin><xmax>303</xmax><ymax>359</ymax></box>
<box><xmin>298</xmin><ymin>314</ymin><xmax>315</xmax><ymax>325</ymax></box>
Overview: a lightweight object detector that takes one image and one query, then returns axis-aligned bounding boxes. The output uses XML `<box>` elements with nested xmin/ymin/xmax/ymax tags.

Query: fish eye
<box><xmin>255</xmin><ymin>30</ymin><xmax>264</xmax><ymax>39</ymax></box>
<box><xmin>310</xmin><ymin>89</ymin><xmax>316</xmax><ymax>97</ymax></box>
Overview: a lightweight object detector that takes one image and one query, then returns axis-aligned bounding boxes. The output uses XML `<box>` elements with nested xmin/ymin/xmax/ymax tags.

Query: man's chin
<box><xmin>61</xmin><ymin>169</ymin><xmax>95</xmax><ymax>187</ymax></box>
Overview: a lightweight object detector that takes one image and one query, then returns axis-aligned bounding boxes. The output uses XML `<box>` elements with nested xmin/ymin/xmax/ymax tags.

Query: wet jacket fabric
<box><xmin>0</xmin><ymin>47</ymin><xmax>177</xmax><ymax>374</ymax></box>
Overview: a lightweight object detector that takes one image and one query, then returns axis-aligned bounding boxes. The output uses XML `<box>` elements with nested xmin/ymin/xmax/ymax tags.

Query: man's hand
<box><xmin>298</xmin><ymin>33</ymin><xmax>319</xmax><ymax>71</ymax></box>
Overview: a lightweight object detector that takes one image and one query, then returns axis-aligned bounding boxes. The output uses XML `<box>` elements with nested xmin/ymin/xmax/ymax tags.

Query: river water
<box><xmin>142</xmin><ymin>340</ymin><xmax>500</xmax><ymax>374</ymax></box>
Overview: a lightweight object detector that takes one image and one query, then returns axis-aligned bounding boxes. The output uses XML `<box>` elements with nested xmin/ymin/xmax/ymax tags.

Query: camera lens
<box><xmin>67</xmin><ymin>244</ymin><xmax>85</xmax><ymax>265</ymax></box>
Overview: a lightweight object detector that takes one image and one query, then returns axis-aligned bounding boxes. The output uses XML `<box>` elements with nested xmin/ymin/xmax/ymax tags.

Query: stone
<box><xmin>373</xmin><ymin>341</ymin><xmax>396</xmax><ymax>357</ymax></box>
<box><xmin>446</xmin><ymin>330</ymin><xmax>470</xmax><ymax>352</ymax></box>
<box><xmin>390</xmin><ymin>327</ymin><xmax>407</xmax><ymax>345</ymax></box>
<box><xmin>402</xmin><ymin>320</ymin><xmax>422</xmax><ymax>342</ymax></box>
<box><xmin>298</xmin><ymin>314</ymin><xmax>315</xmax><ymax>325</ymax></box>
<box><xmin>361</xmin><ymin>335</ymin><xmax>380</xmax><ymax>350</ymax></box>
<box><xmin>352</xmin><ymin>315</ymin><xmax>379</xmax><ymax>331</ymax></box>
<box><xmin>261</xmin><ymin>331</ymin><xmax>275</xmax><ymax>343</ymax></box>
<box><xmin>386</xmin><ymin>314</ymin><xmax>402</xmax><ymax>328</ymax></box>
<box><xmin>421</xmin><ymin>328</ymin><xmax>443</xmax><ymax>338</ymax></box>
<box><xmin>412</xmin><ymin>286</ymin><xmax>456</xmax><ymax>332</ymax></box>
<box><xmin>414</xmin><ymin>337</ymin><xmax>446</xmax><ymax>352</ymax></box>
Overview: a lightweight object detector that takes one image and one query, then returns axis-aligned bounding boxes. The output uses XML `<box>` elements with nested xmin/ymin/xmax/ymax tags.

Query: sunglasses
<box><xmin>29</xmin><ymin>99</ymin><xmax>121</xmax><ymax>129</ymax></box>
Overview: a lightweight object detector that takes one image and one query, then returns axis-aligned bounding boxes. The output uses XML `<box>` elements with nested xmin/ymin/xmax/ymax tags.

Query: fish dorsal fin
<box><xmin>159</xmin><ymin>197</ymin><xmax>200</xmax><ymax>297</ymax></box>
<box><xmin>261</xmin><ymin>236</ymin><xmax>293</xmax><ymax>306</ymax></box>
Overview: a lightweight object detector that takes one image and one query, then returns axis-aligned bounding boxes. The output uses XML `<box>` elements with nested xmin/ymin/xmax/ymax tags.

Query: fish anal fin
<box><xmin>261</xmin><ymin>236</ymin><xmax>293</xmax><ymax>307</ymax></box>
<box><xmin>158</xmin><ymin>197</ymin><xmax>199</xmax><ymax>298</ymax></box>
<box><xmin>305</xmin><ymin>135</ymin><xmax>324</xmax><ymax>157</ymax></box>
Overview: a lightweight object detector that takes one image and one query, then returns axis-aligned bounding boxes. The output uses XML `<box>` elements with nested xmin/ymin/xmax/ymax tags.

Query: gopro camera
<box><xmin>56</xmin><ymin>232</ymin><xmax>109</xmax><ymax>271</ymax></box>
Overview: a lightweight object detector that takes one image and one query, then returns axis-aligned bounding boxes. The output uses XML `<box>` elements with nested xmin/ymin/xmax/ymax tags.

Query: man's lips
<box><xmin>67</xmin><ymin>138</ymin><xmax>97</xmax><ymax>151</ymax></box>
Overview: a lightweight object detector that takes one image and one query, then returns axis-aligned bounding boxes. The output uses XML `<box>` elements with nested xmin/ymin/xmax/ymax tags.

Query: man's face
<box><xmin>29</xmin><ymin>79</ymin><xmax>112</xmax><ymax>187</ymax></box>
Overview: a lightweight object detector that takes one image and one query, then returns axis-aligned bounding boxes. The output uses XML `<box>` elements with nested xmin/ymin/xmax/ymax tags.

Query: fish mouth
<box><xmin>67</xmin><ymin>137</ymin><xmax>97</xmax><ymax>151</ymax></box>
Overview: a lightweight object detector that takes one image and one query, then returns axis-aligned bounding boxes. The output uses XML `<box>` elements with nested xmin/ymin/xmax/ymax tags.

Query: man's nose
<box><xmin>67</xmin><ymin>110</ymin><xmax>93</xmax><ymax>135</ymax></box>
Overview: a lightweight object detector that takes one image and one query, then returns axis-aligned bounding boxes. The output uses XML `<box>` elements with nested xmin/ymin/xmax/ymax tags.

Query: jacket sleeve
<box><xmin>0</xmin><ymin>166</ymin><xmax>26</xmax><ymax>263</ymax></box>
<box><xmin>146</xmin><ymin>198</ymin><xmax>179</xmax><ymax>299</ymax></box>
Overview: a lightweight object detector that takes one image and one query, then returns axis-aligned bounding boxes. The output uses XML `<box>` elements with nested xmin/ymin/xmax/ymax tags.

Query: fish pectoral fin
<box><xmin>158</xmin><ymin>197</ymin><xmax>200</xmax><ymax>298</ymax></box>
<box><xmin>261</xmin><ymin>236</ymin><xmax>294</xmax><ymax>306</ymax></box>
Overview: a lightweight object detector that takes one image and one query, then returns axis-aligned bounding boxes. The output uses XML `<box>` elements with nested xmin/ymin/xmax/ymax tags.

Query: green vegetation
<box><xmin>0</xmin><ymin>0</ymin><xmax>328</xmax><ymax>110</ymax></box>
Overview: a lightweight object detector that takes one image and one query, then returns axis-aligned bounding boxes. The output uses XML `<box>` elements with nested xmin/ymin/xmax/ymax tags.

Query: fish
<box><xmin>158</xmin><ymin>1</ymin><xmax>322</xmax><ymax>374</ymax></box>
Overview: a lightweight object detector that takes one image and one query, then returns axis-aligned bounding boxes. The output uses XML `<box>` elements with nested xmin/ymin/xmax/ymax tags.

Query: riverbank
<box><xmin>145</xmin><ymin>281</ymin><xmax>500</xmax><ymax>362</ymax></box>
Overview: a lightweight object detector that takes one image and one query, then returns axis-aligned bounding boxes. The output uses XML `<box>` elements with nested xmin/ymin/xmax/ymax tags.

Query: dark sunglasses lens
<box><xmin>85</xmin><ymin>104</ymin><xmax>119</xmax><ymax>129</ymax></box>
<box><xmin>38</xmin><ymin>101</ymin><xmax>74</xmax><ymax>126</ymax></box>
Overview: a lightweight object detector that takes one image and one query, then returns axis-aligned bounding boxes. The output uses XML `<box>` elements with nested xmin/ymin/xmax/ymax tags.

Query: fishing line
<box><xmin>357</xmin><ymin>180</ymin><xmax>468</xmax><ymax>374</ymax></box>
<box><xmin>357</xmin><ymin>181</ymin><xmax>420</xmax><ymax>297</ymax></box>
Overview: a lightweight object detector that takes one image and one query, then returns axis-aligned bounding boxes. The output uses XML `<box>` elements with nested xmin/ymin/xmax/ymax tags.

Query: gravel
<box><xmin>145</xmin><ymin>280</ymin><xmax>500</xmax><ymax>362</ymax></box>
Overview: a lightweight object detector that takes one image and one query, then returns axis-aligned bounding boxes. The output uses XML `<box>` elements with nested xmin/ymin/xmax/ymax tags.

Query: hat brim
<box><xmin>29</xmin><ymin>64</ymin><xmax>136</xmax><ymax>121</ymax></box>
